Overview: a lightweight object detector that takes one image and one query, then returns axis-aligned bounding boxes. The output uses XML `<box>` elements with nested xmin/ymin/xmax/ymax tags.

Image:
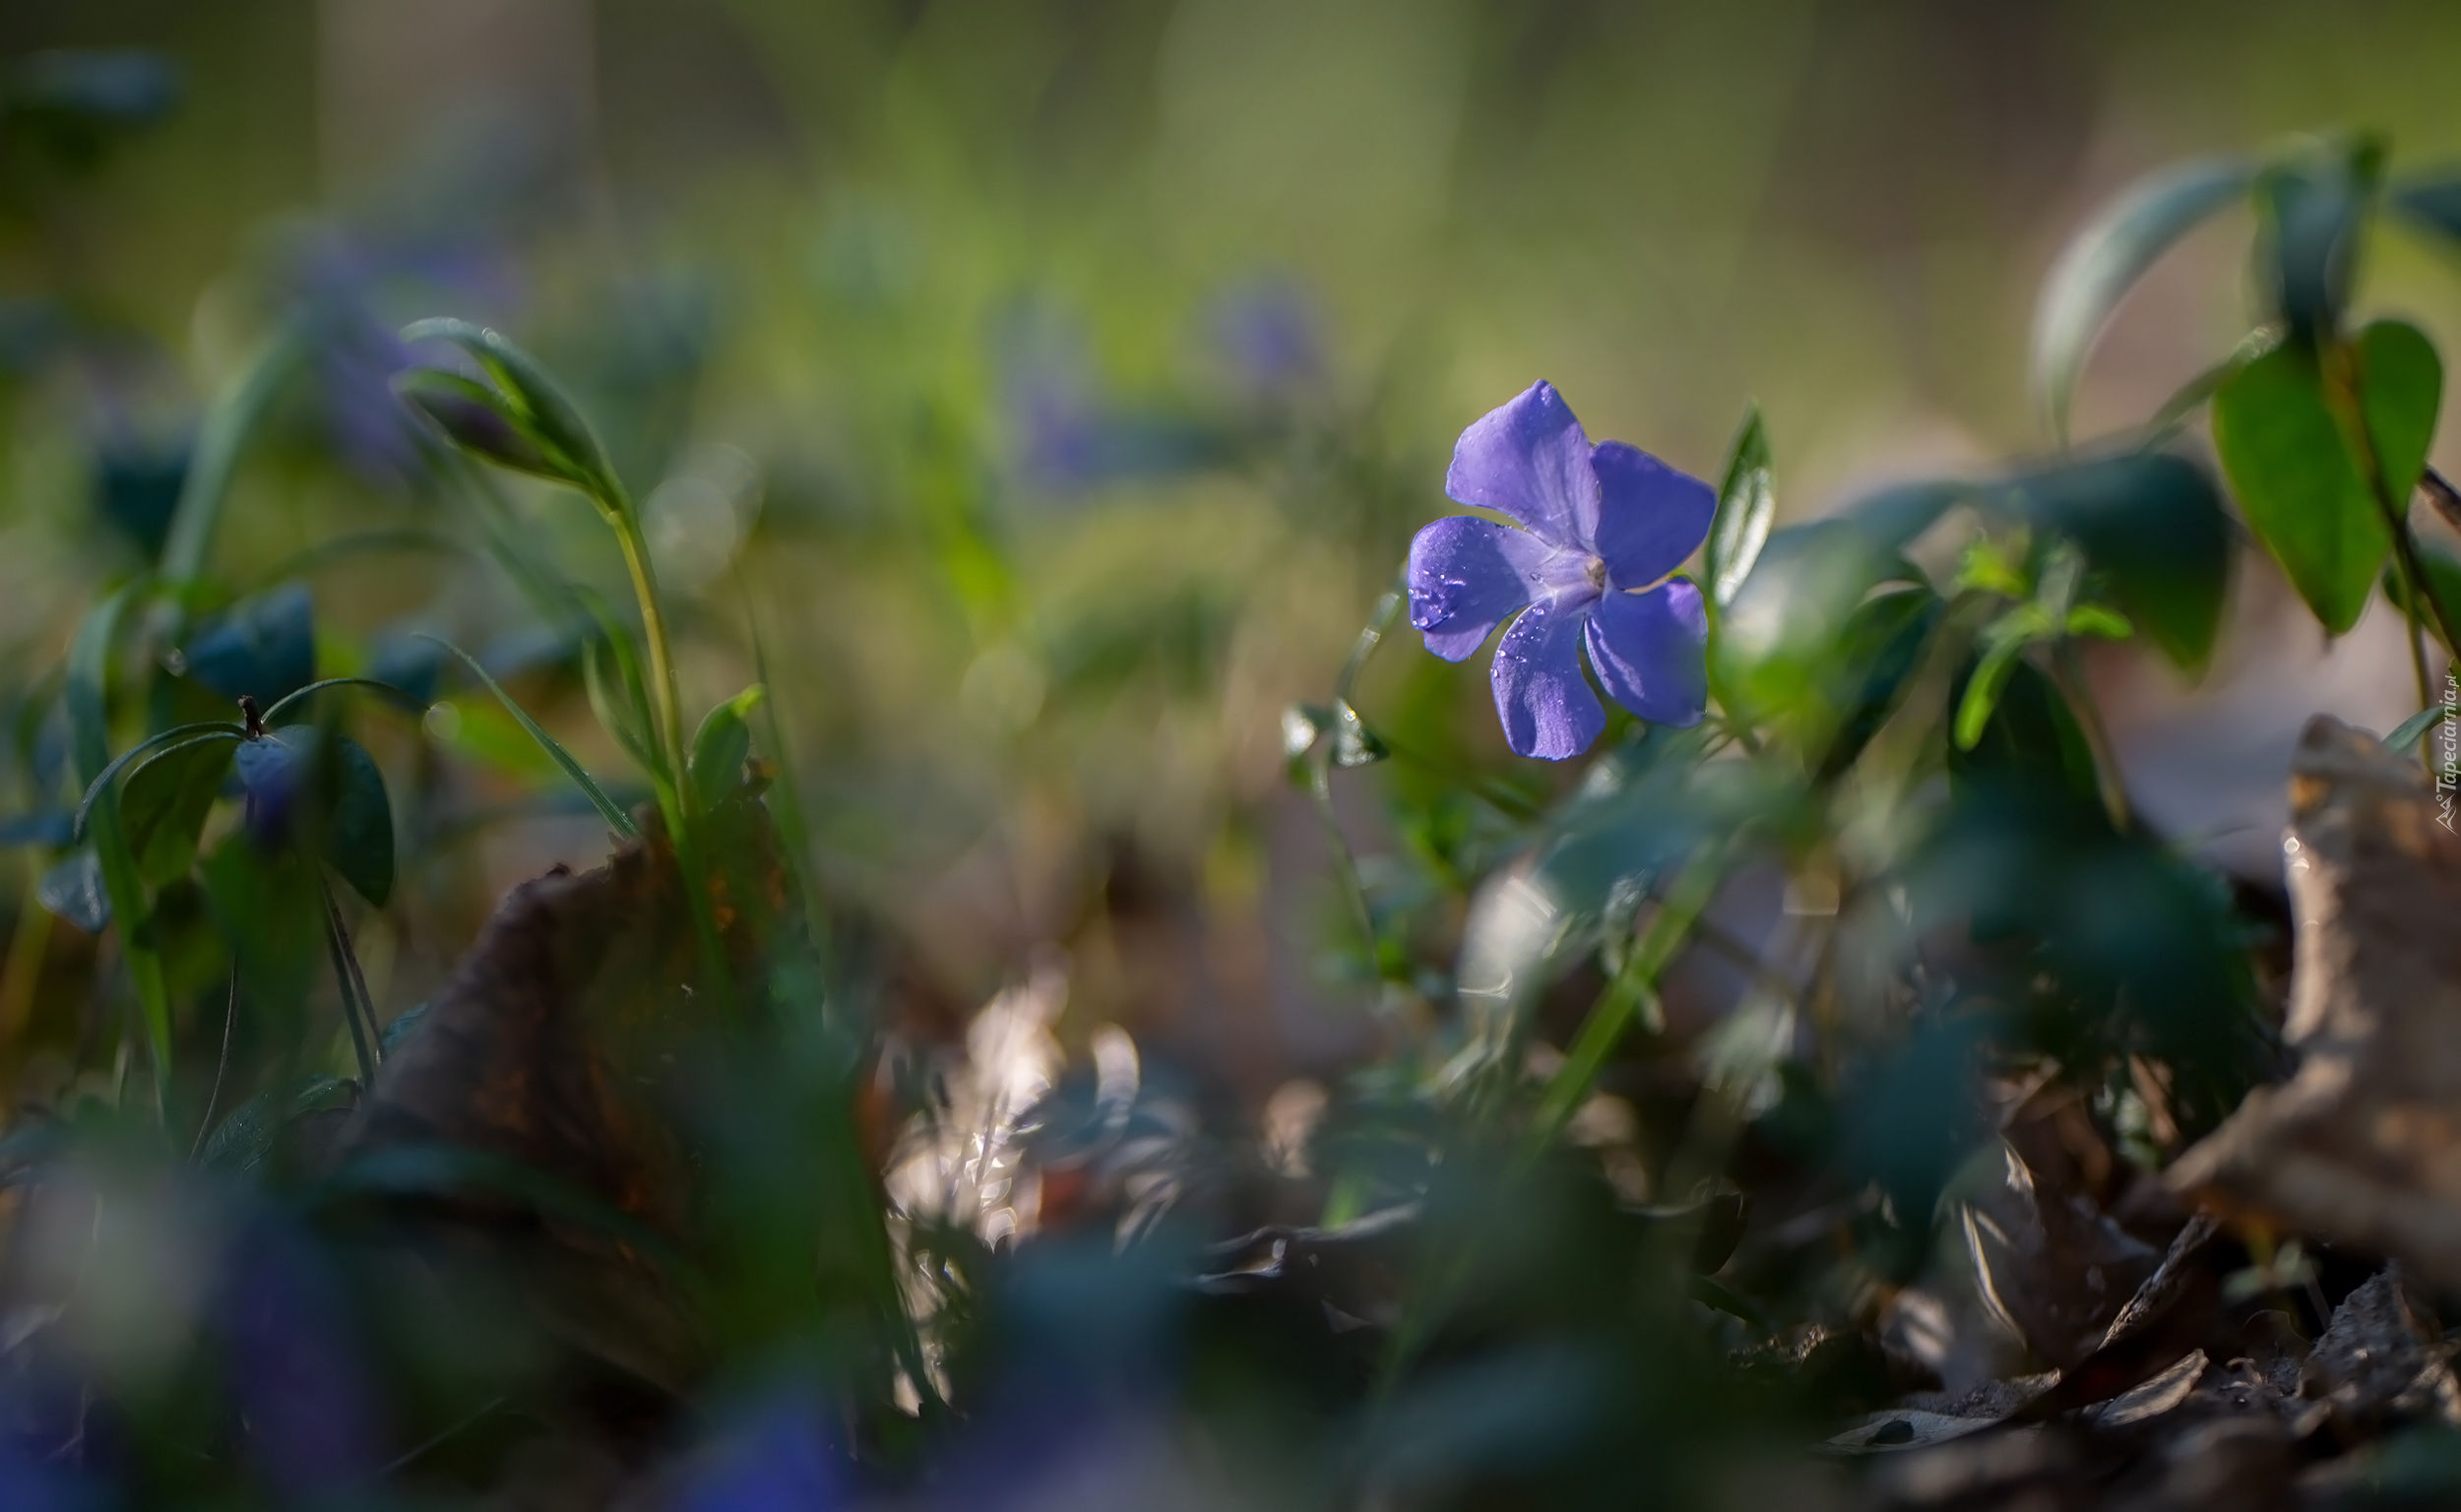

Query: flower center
<box><xmin>1583</xmin><ymin>554</ymin><xmax>1608</xmax><ymax>592</ymax></box>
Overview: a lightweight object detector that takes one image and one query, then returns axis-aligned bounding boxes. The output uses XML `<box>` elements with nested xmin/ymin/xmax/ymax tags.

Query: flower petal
<box><xmin>1444</xmin><ymin>381</ymin><xmax>1600</xmax><ymax>549</ymax></box>
<box><xmin>1491</xmin><ymin>595</ymin><xmax>1605</xmax><ymax>760</ymax></box>
<box><xmin>1591</xmin><ymin>442</ymin><xmax>1716</xmax><ymax>590</ymax></box>
<box><xmin>1407</xmin><ymin>515</ymin><xmax>1557</xmax><ymax>661</ymax></box>
<box><xmin>1586</xmin><ymin>580</ymin><xmax>1709</xmax><ymax>727</ymax></box>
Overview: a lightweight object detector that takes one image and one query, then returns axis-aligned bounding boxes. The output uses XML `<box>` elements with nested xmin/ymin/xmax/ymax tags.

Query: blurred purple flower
<box><xmin>217</xmin><ymin>1220</ymin><xmax>385</xmax><ymax>1499</ymax></box>
<box><xmin>997</xmin><ymin>304</ymin><xmax>1216</xmax><ymax>498</ymax></box>
<box><xmin>1408</xmin><ymin>382</ymin><xmax>1713</xmax><ymax>760</ymax></box>
<box><xmin>280</xmin><ymin>228</ymin><xmax>522</xmax><ymax>487</ymax></box>
<box><xmin>1209</xmin><ymin>277</ymin><xmax>1323</xmax><ymax>398</ymax></box>
<box><xmin>667</xmin><ymin>1385</ymin><xmax>851</xmax><ymax>1512</ymax></box>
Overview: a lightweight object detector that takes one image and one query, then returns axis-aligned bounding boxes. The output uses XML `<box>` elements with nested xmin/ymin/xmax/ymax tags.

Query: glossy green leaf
<box><xmin>689</xmin><ymin>684</ymin><xmax>766</xmax><ymax>812</ymax></box>
<box><xmin>2032</xmin><ymin>157</ymin><xmax>2252</xmax><ymax>439</ymax></box>
<box><xmin>2356</xmin><ymin>319</ymin><xmax>2441</xmax><ymax>505</ymax></box>
<box><xmin>120</xmin><ymin>732</ymin><xmax>237</xmax><ymax>886</ymax></box>
<box><xmin>2212</xmin><ymin>343</ymin><xmax>2389</xmax><ymax>635</ymax></box>
<box><xmin>1705</xmin><ymin>404</ymin><xmax>1774</xmax><ymax>607</ymax></box>
<box><xmin>1714</xmin><ymin>517</ymin><xmax>1922</xmax><ymax>740</ymax></box>
<box><xmin>2014</xmin><ymin>453</ymin><xmax>2231</xmax><ymax>671</ymax></box>
<box><xmin>421</xmin><ymin>636</ymin><xmax>637</xmax><ymax>837</ymax></box>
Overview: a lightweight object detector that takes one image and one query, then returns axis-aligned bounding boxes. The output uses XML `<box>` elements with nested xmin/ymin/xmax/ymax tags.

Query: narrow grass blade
<box><xmin>66</xmin><ymin>583</ymin><xmax>176</xmax><ymax>1098</ymax></box>
<box><xmin>159</xmin><ymin>319</ymin><xmax>313</xmax><ymax>585</ymax></box>
<box><xmin>419</xmin><ymin>635</ymin><xmax>637</xmax><ymax>838</ymax></box>
<box><xmin>261</xmin><ymin>676</ymin><xmax>424</xmax><ymax>724</ymax></box>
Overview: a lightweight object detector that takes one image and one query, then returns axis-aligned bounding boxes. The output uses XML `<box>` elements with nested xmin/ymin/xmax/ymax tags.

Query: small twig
<box><xmin>191</xmin><ymin>962</ymin><xmax>239</xmax><ymax>1158</ymax></box>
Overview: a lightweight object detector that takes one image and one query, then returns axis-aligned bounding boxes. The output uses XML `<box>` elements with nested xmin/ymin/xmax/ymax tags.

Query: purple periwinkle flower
<box><xmin>1408</xmin><ymin>382</ymin><xmax>1714</xmax><ymax>759</ymax></box>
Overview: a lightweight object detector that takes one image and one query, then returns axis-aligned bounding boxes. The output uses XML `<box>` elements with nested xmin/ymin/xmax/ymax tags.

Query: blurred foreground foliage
<box><xmin>1</xmin><ymin>24</ymin><xmax>2461</xmax><ymax>1511</ymax></box>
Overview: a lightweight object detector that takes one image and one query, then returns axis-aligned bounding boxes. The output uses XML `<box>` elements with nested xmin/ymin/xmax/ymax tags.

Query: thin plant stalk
<box><xmin>192</xmin><ymin>964</ymin><xmax>239</xmax><ymax>1158</ymax></box>
<box><xmin>2051</xmin><ymin>640</ymin><xmax>2135</xmax><ymax>832</ymax></box>
<box><xmin>584</xmin><ymin>476</ymin><xmax>734</xmax><ymax>1018</ymax></box>
<box><xmin>320</xmin><ymin>877</ymin><xmax>380</xmax><ymax>1083</ymax></box>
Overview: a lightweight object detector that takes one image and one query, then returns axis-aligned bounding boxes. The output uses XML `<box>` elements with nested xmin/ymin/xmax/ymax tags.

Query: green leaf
<box><xmin>1714</xmin><ymin>518</ymin><xmax>1915</xmax><ymax>738</ymax></box>
<box><xmin>159</xmin><ymin>321</ymin><xmax>311</xmax><ymax>584</ymax></box>
<box><xmin>420</xmin><ymin>636</ymin><xmax>637</xmax><ymax>838</ymax></box>
<box><xmin>398</xmin><ymin>319</ymin><xmax>617</xmax><ymax>502</ymax></box>
<box><xmin>2064</xmin><ymin>604</ymin><xmax>2133</xmax><ymax>640</ymax></box>
<box><xmin>2357</xmin><ymin>319</ymin><xmax>2442</xmax><ymax>504</ymax></box>
<box><xmin>1705</xmin><ymin>404</ymin><xmax>1775</xmax><ymax>607</ymax></box>
<box><xmin>2257</xmin><ymin>137</ymin><xmax>2382</xmax><ymax>347</ymax></box>
<box><xmin>1954</xmin><ymin>616</ymin><xmax>2045</xmax><ymax>752</ymax></box>
<box><xmin>72</xmin><ymin>720</ymin><xmax>244</xmax><ymax>840</ymax></box>
<box><xmin>121</xmin><ymin>733</ymin><xmax>238</xmax><ymax>886</ymax></box>
<box><xmin>2014</xmin><ymin>453</ymin><xmax>2231</xmax><ymax>672</ymax></box>
<box><xmin>65</xmin><ymin>584</ymin><xmax>173</xmax><ymax>1090</ymax></box>
<box><xmin>323</xmin><ymin>732</ymin><xmax>394</xmax><ymax>908</ymax></box>
<box><xmin>2386</xmin><ymin>704</ymin><xmax>2444</xmax><ymax>755</ymax></box>
<box><xmin>2032</xmin><ymin>158</ymin><xmax>2253</xmax><ymax>439</ymax></box>
<box><xmin>689</xmin><ymin>684</ymin><xmax>766</xmax><ymax>812</ymax></box>
<box><xmin>2212</xmin><ymin>343</ymin><xmax>2390</xmax><ymax>635</ymax></box>
<box><xmin>201</xmin><ymin>833</ymin><xmax>323</xmax><ymax>1016</ymax></box>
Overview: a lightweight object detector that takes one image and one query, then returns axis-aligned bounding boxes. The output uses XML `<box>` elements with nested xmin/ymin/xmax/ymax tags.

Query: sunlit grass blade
<box><xmin>418</xmin><ymin>636</ymin><xmax>638</xmax><ymax>838</ymax></box>
<box><xmin>261</xmin><ymin>676</ymin><xmax>425</xmax><ymax>724</ymax></box>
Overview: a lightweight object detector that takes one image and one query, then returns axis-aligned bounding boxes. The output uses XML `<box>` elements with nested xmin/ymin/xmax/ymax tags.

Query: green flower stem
<box><xmin>601</xmin><ymin>490</ymin><xmax>690</xmax><ymax>793</ymax></box>
<box><xmin>1306</xmin><ymin>749</ymin><xmax>1382</xmax><ymax>990</ymax></box>
<box><xmin>1530</xmin><ymin>842</ymin><xmax>1729</xmax><ymax>1150</ymax></box>
<box><xmin>592</xmin><ymin>480</ymin><xmax>736</xmax><ymax>1020</ymax></box>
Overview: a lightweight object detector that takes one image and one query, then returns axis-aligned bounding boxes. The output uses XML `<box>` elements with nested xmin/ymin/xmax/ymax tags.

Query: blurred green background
<box><xmin>6</xmin><ymin>0</ymin><xmax>2461</xmax><ymax>1097</ymax></box>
